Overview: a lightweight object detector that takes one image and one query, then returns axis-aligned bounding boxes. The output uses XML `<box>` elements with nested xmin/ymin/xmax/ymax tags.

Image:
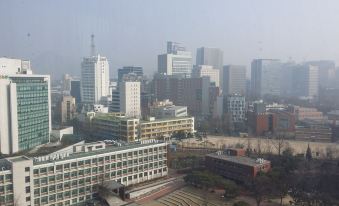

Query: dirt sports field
<box><xmin>178</xmin><ymin>135</ymin><xmax>339</xmax><ymax>158</ymax></box>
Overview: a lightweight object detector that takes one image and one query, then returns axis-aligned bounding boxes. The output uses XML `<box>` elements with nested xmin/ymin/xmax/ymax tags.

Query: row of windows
<box><xmin>0</xmin><ymin>184</ymin><xmax>13</xmax><ymax>194</ymax></box>
<box><xmin>34</xmin><ymin>159</ymin><xmax>167</xmax><ymax>178</ymax></box>
<box><xmin>35</xmin><ymin>193</ymin><xmax>91</xmax><ymax>206</ymax></box>
<box><xmin>0</xmin><ymin>174</ymin><xmax>12</xmax><ymax>182</ymax></box>
<box><xmin>34</xmin><ymin>168</ymin><xmax>167</xmax><ymax>199</ymax></box>
<box><xmin>34</xmin><ymin>162</ymin><xmax>166</xmax><ymax>184</ymax></box>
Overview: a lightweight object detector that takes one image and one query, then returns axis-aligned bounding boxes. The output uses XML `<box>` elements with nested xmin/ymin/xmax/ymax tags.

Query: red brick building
<box><xmin>206</xmin><ymin>149</ymin><xmax>271</xmax><ymax>182</ymax></box>
<box><xmin>248</xmin><ymin>110</ymin><xmax>295</xmax><ymax>136</ymax></box>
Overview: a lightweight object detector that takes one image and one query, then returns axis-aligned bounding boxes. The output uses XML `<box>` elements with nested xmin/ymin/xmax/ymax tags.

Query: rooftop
<box><xmin>34</xmin><ymin>141</ymin><xmax>166</xmax><ymax>165</ymax></box>
<box><xmin>94</xmin><ymin>114</ymin><xmax>134</xmax><ymax>121</ymax></box>
<box><xmin>140</xmin><ymin>116</ymin><xmax>193</xmax><ymax>123</ymax></box>
<box><xmin>8</xmin><ymin>156</ymin><xmax>30</xmax><ymax>162</ymax></box>
<box><xmin>206</xmin><ymin>153</ymin><xmax>270</xmax><ymax>167</ymax></box>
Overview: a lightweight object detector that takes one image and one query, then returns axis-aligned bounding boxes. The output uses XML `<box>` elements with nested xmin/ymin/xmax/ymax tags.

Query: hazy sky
<box><xmin>1</xmin><ymin>0</ymin><xmax>339</xmax><ymax>79</ymax></box>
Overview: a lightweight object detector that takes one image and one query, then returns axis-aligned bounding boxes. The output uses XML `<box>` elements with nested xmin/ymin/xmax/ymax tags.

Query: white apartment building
<box><xmin>0</xmin><ymin>141</ymin><xmax>168</xmax><ymax>206</ymax></box>
<box><xmin>81</xmin><ymin>54</ymin><xmax>110</xmax><ymax>104</ymax></box>
<box><xmin>114</xmin><ymin>81</ymin><xmax>141</xmax><ymax>118</ymax></box>
<box><xmin>192</xmin><ymin>65</ymin><xmax>220</xmax><ymax>87</ymax></box>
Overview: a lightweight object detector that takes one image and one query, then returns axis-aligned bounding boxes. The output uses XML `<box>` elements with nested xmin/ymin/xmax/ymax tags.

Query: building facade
<box><xmin>251</xmin><ymin>59</ymin><xmax>281</xmax><ymax>98</ymax></box>
<box><xmin>196</xmin><ymin>47</ymin><xmax>223</xmax><ymax>70</ymax></box>
<box><xmin>150</xmin><ymin>100</ymin><xmax>188</xmax><ymax>118</ymax></box>
<box><xmin>222</xmin><ymin>65</ymin><xmax>246</xmax><ymax>96</ymax></box>
<box><xmin>224</xmin><ymin>94</ymin><xmax>246</xmax><ymax>123</ymax></box>
<box><xmin>81</xmin><ymin>54</ymin><xmax>110</xmax><ymax>104</ymax></box>
<box><xmin>0</xmin><ymin>57</ymin><xmax>32</xmax><ymax>75</ymax></box>
<box><xmin>59</xmin><ymin>96</ymin><xmax>76</xmax><ymax>125</ymax></box>
<box><xmin>0</xmin><ymin>141</ymin><xmax>168</xmax><ymax>206</ymax></box>
<box><xmin>118</xmin><ymin>66</ymin><xmax>143</xmax><ymax>82</ymax></box>
<box><xmin>112</xmin><ymin>81</ymin><xmax>141</xmax><ymax>118</ymax></box>
<box><xmin>158</xmin><ymin>42</ymin><xmax>192</xmax><ymax>77</ymax></box>
<box><xmin>206</xmin><ymin>149</ymin><xmax>271</xmax><ymax>182</ymax></box>
<box><xmin>70</xmin><ymin>80</ymin><xmax>81</xmax><ymax>104</ymax></box>
<box><xmin>88</xmin><ymin>113</ymin><xmax>194</xmax><ymax>142</ymax></box>
<box><xmin>153</xmin><ymin>75</ymin><xmax>211</xmax><ymax>116</ymax></box>
<box><xmin>0</xmin><ymin>75</ymin><xmax>51</xmax><ymax>154</ymax></box>
<box><xmin>192</xmin><ymin>65</ymin><xmax>220</xmax><ymax>87</ymax></box>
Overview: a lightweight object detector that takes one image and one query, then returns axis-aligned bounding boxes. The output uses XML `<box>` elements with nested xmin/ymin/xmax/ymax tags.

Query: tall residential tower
<box><xmin>80</xmin><ymin>54</ymin><xmax>110</xmax><ymax>104</ymax></box>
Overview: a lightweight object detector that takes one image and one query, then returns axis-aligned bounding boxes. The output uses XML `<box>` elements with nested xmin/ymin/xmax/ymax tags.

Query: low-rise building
<box><xmin>295</xmin><ymin>120</ymin><xmax>332</xmax><ymax>142</ymax></box>
<box><xmin>150</xmin><ymin>99</ymin><xmax>188</xmax><ymax>118</ymax></box>
<box><xmin>0</xmin><ymin>141</ymin><xmax>168</xmax><ymax>206</ymax></box>
<box><xmin>140</xmin><ymin>116</ymin><xmax>194</xmax><ymax>140</ymax></box>
<box><xmin>206</xmin><ymin>149</ymin><xmax>271</xmax><ymax>182</ymax></box>
<box><xmin>290</xmin><ymin>106</ymin><xmax>324</xmax><ymax>122</ymax></box>
<box><xmin>85</xmin><ymin>113</ymin><xmax>194</xmax><ymax>142</ymax></box>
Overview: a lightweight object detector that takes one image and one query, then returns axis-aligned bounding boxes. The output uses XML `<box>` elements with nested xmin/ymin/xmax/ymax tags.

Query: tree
<box><xmin>223</xmin><ymin>180</ymin><xmax>239</xmax><ymax>199</ymax></box>
<box><xmin>305</xmin><ymin>144</ymin><xmax>312</xmax><ymax>161</ymax></box>
<box><xmin>269</xmin><ymin>168</ymin><xmax>291</xmax><ymax>206</ymax></box>
<box><xmin>248</xmin><ymin>173</ymin><xmax>272</xmax><ymax>206</ymax></box>
<box><xmin>171</xmin><ymin>131</ymin><xmax>187</xmax><ymax>141</ymax></box>
<box><xmin>233</xmin><ymin>201</ymin><xmax>250</xmax><ymax>206</ymax></box>
<box><xmin>271</xmin><ymin>134</ymin><xmax>287</xmax><ymax>156</ymax></box>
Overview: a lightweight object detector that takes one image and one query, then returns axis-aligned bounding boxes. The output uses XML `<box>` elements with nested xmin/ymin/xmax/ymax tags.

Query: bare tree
<box><xmin>271</xmin><ymin>134</ymin><xmax>287</xmax><ymax>156</ymax></box>
<box><xmin>256</xmin><ymin>138</ymin><xmax>262</xmax><ymax>155</ymax></box>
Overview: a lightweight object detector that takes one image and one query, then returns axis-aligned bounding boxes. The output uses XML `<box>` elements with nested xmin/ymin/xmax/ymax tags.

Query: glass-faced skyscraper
<box><xmin>251</xmin><ymin>59</ymin><xmax>282</xmax><ymax>98</ymax></box>
<box><xmin>196</xmin><ymin>47</ymin><xmax>223</xmax><ymax>70</ymax></box>
<box><xmin>0</xmin><ymin>74</ymin><xmax>51</xmax><ymax>154</ymax></box>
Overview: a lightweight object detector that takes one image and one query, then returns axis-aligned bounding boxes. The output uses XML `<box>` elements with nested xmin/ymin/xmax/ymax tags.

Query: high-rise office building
<box><xmin>222</xmin><ymin>65</ymin><xmax>246</xmax><ymax>96</ymax></box>
<box><xmin>81</xmin><ymin>54</ymin><xmax>110</xmax><ymax>104</ymax></box>
<box><xmin>0</xmin><ymin>74</ymin><xmax>51</xmax><ymax>154</ymax></box>
<box><xmin>192</xmin><ymin>65</ymin><xmax>220</xmax><ymax>87</ymax></box>
<box><xmin>118</xmin><ymin>66</ymin><xmax>143</xmax><ymax>82</ymax></box>
<box><xmin>251</xmin><ymin>59</ymin><xmax>282</xmax><ymax>98</ymax></box>
<box><xmin>292</xmin><ymin>64</ymin><xmax>319</xmax><ymax>99</ymax></box>
<box><xmin>153</xmin><ymin>75</ymin><xmax>212</xmax><ymax>116</ymax></box>
<box><xmin>158</xmin><ymin>41</ymin><xmax>193</xmax><ymax>77</ymax></box>
<box><xmin>112</xmin><ymin>81</ymin><xmax>141</xmax><ymax>118</ymax></box>
<box><xmin>62</xmin><ymin>74</ymin><xmax>72</xmax><ymax>92</ymax></box>
<box><xmin>305</xmin><ymin>60</ymin><xmax>335</xmax><ymax>88</ymax></box>
<box><xmin>70</xmin><ymin>80</ymin><xmax>81</xmax><ymax>103</ymax></box>
<box><xmin>196</xmin><ymin>47</ymin><xmax>223</xmax><ymax>70</ymax></box>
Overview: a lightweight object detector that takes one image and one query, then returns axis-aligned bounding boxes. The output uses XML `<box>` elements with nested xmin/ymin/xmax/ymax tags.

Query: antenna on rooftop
<box><xmin>90</xmin><ymin>34</ymin><xmax>96</xmax><ymax>56</ymax></box>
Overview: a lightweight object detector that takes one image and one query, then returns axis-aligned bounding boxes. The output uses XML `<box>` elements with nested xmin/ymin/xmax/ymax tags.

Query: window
<box><xmin>25</xmin><ymin>167</ymin><xmax>30</xmax><ymax>172</ymax></box>
<box><xmin>34</xmin><ymin>188</ymin><xmax>40</xmax><ymax>195</ymax></box>
<box><xmin>71</xmin><ymin>162</ymin><xmax>77</xmax><ymax>169</ymax></box>
<box><xmin>25</xmin><ymin>176</ymin><xmax>30</xmax><ymax>183</ymax></box>
<box><xmin>26</xmin><ymin>186</ymin><xmax>30</xmax><ymax>193</ymax></box>
<box><xmin>5</xmin><ymin>174</ymin><xmax>12</xmax><ymax>181</ymax></box>
<box><xmin>56</xmin><ymin>165</ymin><xmax>62</xmax><ymax>171</ymax></box>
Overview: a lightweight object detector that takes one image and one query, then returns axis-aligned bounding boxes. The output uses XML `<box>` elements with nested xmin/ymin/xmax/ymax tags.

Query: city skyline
<box><xmin>1</xmin><ymin>0</ymin><xmax>339</xmax><ymax>79</ymax></box>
